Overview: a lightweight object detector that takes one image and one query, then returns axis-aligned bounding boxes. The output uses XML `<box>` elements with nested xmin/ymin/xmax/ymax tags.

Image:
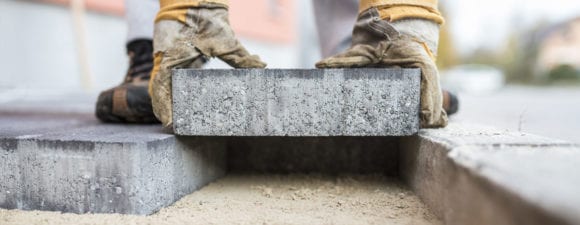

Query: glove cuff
<box><xmin>391</xmin><ymin>19</ymin><xmax>440</xmax><ymax>57</ymax></box>
<box><xmin>156</xmin><ymin>0</ymin><xmax>228</xmax><ymax>23</ymax></box>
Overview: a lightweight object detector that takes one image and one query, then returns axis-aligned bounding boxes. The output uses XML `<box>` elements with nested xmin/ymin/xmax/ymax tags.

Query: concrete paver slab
<box><xmin>401</xmin><ymin>123</ymin><xmax>580</xmax><ymax>225</ymax></box>
<box><xmin>0</xmin><ymin>113</ymin><xmax>227</xmax><ymax>215</ymax></box>
<box><xmin>173</xmin><ymin>69</ymin><xmax>421</xmax><ymax>136</ymax></box>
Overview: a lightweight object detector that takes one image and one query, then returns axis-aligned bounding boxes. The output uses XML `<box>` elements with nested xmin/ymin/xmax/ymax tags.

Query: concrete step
<box><xmin>172</xmin><ymin>68</ymin><xmax>420</xmax><ymax>136</ymax></box>
<box><xmin>0</xmin><ymin>113</ymin><xmax>227</xmax><ymax>215</ymax></box>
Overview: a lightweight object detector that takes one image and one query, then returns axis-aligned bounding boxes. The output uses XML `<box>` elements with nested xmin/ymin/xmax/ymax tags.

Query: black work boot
<box><xmin>442</xmin><ymin>90</ymin><xmax>459</xmax><ymax>116</ymax></box>
<box><xmin>95</xmin><ymin>39</ymin><xmax>159</xmax><ymax>123</ymax></box>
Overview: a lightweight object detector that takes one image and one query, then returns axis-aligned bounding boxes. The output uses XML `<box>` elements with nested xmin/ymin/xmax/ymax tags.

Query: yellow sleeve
<box><xmin>359</xmin><ymin>0</ymin><xmax>444</xmax><ymax>25</ymax></box>
<box><xmin>156</xmin><ymin>0</ymin><xmax>228</xmax><ymax>23</ymax></box>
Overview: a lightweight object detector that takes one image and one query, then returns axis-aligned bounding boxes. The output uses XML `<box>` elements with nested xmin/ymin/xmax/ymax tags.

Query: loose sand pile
<box><xmin>0</xmin><ymin>174</ymin><xmax>440</xmax><ymax>225</ymax></box>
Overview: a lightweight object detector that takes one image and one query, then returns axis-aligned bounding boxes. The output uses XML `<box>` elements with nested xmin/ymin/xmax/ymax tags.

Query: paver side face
<box><xmin>173</xmin><ymin>69</ymin><xmax>420</xmax><ymax>136</ymax></box>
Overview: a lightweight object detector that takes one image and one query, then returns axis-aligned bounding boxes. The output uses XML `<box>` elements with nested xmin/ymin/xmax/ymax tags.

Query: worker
<box><xmin>96</xmin><ymin>0</ymin><xmax>458</xmax><ymax>129</ymax></box>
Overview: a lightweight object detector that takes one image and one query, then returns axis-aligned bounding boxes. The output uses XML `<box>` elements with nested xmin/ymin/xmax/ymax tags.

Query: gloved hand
<box><xmin>316</xmin><ymin>8</ymin><xmax>448</xmax><ymax>128</ymax></box>
<box><xmin>150</xmin><ymin>0</ymin><xmax>267</xmax><ymax>129</ymax></box>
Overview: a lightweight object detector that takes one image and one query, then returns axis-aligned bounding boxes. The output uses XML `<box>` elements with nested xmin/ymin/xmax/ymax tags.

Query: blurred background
<box><xmin>0</xmin><ymin>0</ymin><xmax>579</xmax><ymax>142</ymax></box>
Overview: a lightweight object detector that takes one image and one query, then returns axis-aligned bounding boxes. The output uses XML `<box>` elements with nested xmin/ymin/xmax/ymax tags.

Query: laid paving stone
<box><xmin>0</xmin><ymin>114</ymin><xmax>227</xmax><ymax>215</ymax></box>
<box><xmin>173</xmin><ymin>68</ymin><xmax>421</xmax><ymax>136</ymax></box>
<box><xmin>400</xmin><ymin>123</ymin><xmax>580</xmax><ymax>225</ymax></box>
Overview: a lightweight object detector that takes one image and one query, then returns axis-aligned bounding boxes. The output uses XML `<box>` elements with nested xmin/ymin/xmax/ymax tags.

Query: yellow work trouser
<box><xmin>155</xmin><ymin>0</ymin><xmax>443</xmax><ymax>25</ymax></box>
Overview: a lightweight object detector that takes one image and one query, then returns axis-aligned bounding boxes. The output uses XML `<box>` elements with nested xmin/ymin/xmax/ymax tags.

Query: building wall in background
<box><xmin>230</xmin><ymin>0</ymin><xmax>296</xmax><ymax>44</ymax></box>
<box><xmin>0</xmin><ymin>0</ymin><xmax>127</xmax><ymax>100</ymax></box>
<box><xmin>0</xmin><ymin>0</ymin><xmax>319</xmax><ymax>100</ymax></box>
<box><xmin>38</xmin><ymin>0</ymin><xmax>297</xmax><ymax>44</ymax></box>
<box><xmin>537</xmin><ymin>18</ymin><xmax>580</xmax><ymax>71</ymax></box>
<box><xmin>39</xmin><ymin>0</ymin><xmax>124</xmax><ymax>16</ymax></box>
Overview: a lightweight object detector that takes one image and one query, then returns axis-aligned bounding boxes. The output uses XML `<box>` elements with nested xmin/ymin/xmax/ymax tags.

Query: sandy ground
<box><xmin>0</xmin><ymin>174</ymin><xmax>440</xmax><ymax>225</ymax></box>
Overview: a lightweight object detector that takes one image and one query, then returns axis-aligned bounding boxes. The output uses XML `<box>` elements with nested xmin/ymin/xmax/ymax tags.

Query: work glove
<box><xmin>316</xmin><ymin>8</ymin><xmax>448</xmax><ymax>128</ymax></box>
<box><xmin>150</xmin><ymin>0</ymin><xmax>267</xmax><ymax>129</ymax></box>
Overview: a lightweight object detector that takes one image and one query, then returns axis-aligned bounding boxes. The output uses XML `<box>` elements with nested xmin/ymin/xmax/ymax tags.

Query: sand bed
<box><xmin>0</xmin><ymin>174</ymin><xmax>440</xmax><ymax>225</ymax></box>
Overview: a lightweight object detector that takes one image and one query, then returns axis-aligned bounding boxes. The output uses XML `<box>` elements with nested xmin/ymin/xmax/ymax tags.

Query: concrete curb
<box><xmin>401</xmin><ymin>123</ymin><xmax>580</xmax><ymax>225</ymax></box>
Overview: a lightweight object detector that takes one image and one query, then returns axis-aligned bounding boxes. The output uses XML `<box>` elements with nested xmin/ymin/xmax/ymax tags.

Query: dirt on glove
<box><xmin>150</xmin><ymin>3</ymin><xmax>266</xmax><ymax>128</ymax></box>
<box><xmin>316</xmin><ymin>8</ymin><xmax>448</xmax><ymax>128</ymax></box>
<box><xmin>0</xmin><ymin>174</ymin><xmax>441</xmax><ymax>225</ymax></box>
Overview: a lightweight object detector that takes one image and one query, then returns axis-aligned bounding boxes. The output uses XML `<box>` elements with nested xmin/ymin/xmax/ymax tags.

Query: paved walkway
<box><xmin>452</xmin><ymin>85</ymin><xmax>580</xmax><ymax>143</ymax></box>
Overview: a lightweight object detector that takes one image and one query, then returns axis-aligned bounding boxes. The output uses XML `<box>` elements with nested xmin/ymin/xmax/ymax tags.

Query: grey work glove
<box><xmin>150</xmin><ymin>3</ymin><xmax>267</xmax><ymax>129</ymax></box>
<box><xmin>316</xmin><ymin>8</ymin><xmax>448</xmax><ymax>128</ymax></box>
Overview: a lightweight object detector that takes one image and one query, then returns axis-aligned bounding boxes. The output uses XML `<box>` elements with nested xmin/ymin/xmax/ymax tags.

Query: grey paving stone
<box><xmin>172</xmin><ymin>68</ymin><xmax>420</xmax><ymax>136</ymax></box>
<box><xmin>0</xmin><ymin>113</ymin><xmax>227</xmax><ymax>215</ymax></box>
<box><xmin>400</xmin><ymin>123</ymin><xmax>580</xmax><ymax>225</ymax></box>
